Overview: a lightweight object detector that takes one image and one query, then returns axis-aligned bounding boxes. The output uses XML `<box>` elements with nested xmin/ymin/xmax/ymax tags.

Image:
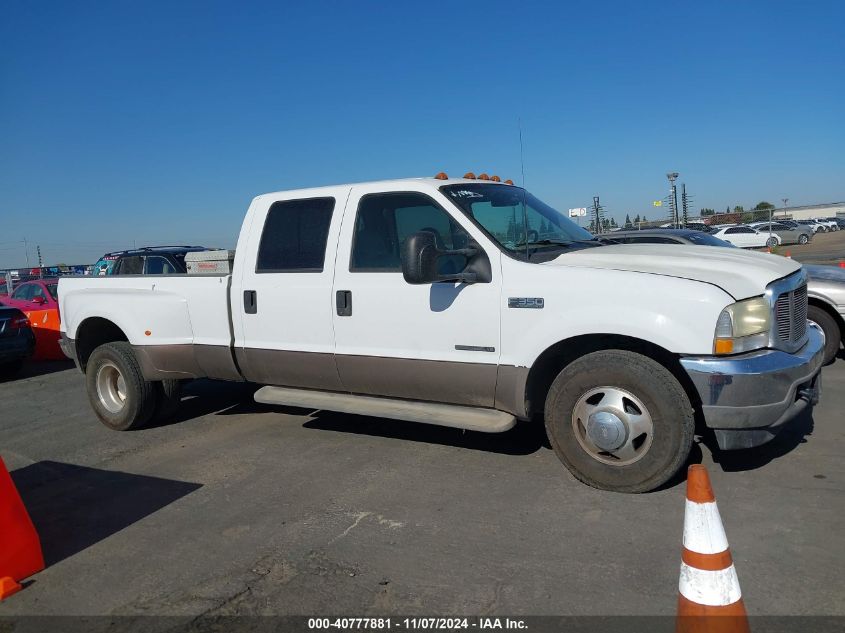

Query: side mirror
<box><xmin>31</xmin><ymin>296</ymin><xmax>47</xmax><ymax>305</ymax></box>
<box><xmin>401</xmin><ymin>231</ymin><xmax>485</xmax><ymax>285</ymax></box>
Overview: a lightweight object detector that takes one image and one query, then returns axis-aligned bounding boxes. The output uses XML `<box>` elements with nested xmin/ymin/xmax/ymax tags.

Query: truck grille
<box><xmin>775</xmin><ymin>284</ymin><xmax>807</xmax><ymax>343</ymax></box>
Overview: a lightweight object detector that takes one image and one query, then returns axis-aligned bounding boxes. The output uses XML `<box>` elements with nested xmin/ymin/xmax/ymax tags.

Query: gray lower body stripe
<box><xmin>132</xmin><ymin>343</ymin><xmax>528</xmax><ymax>418</ymax></box>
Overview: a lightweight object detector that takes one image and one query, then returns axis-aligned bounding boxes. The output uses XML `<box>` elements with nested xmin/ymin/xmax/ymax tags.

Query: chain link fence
<box><xmin>1</xmin><ymin>266</ymin><xmax>92</xmax><ymax>295</ymax></box>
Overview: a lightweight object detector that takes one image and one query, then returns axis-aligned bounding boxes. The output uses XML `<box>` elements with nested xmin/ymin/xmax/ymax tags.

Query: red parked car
<box><xmin>2</xmin><ymin>278</ymin><xmax>59</xmax><ymax>311</ymax></box>
<box><xmin>0</xmin><ymin>278</ymin><xmax>63</xmax><ymax>360</ymax></box>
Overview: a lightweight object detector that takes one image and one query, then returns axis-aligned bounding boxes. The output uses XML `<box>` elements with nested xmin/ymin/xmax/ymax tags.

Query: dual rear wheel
<box><xmin>85</xmin><ymin>342</ymin><xmax>182</xmax><ymax>430</ymax></box>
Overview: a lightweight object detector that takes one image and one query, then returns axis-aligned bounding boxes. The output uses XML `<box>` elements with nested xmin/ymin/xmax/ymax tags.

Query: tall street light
<box><xmin>667</xmin><ymin>172</ymin><xmax>679</xmax><ymax>227</ymax></box>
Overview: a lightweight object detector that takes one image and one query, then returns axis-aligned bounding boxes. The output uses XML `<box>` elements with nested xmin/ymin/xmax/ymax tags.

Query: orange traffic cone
<box><xmin>0</xmin><ymin>457</ymin><xmax>44</xmax><ymax>599</ymax></box>
<box><xmin>785</xmin><ymin>251</ymin><xmax>791</xmax><ymax>259</ymax></box>
<box><xmin>676</xmin><ymin>465</ymin><xmax>749</xmax><ymax>633</ymax></box>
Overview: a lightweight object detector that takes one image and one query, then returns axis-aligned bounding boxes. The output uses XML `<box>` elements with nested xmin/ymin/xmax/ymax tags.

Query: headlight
<box><xmin>713</xmin><ymin>297</ymin><xmax>771</xmax><ymax>354</ymax></box>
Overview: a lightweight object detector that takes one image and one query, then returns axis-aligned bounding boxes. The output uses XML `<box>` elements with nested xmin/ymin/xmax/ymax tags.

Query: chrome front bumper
<box><xmin>680</xmin><ymin>323</ymin><xmax>825</xmax><ymax>450</ymax></box>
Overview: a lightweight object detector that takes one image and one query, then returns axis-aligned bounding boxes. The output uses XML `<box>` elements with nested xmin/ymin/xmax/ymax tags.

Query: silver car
<box><xmin>750</xmin><ymin>221</ymin><xmax>813</xmax><ymax>246</ymax></box>
<box><xmin>806</xmin><ymin>265</ymin><xmax>845</xmax><ymax>364</ymax></box>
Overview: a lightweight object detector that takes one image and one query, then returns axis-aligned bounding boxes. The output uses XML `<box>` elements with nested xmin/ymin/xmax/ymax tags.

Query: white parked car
<box><xmin>57</xmin><ymin>174</ymin><xmax>824</xmax><ymax>493</ymax></box>
<box><xmin>813</xmin><ymin>218</ymin><xmax>839</xmax><ymax>232</ymax></box>
<box><xmin>709</xmin><ymin>225</ymin><xmax>781</xmax><ymax>248</ymax></box>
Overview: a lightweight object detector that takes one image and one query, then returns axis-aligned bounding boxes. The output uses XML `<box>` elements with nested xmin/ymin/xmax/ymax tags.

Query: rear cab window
<box><xmin>256</xmin><ymin>197</ymin><xmax>335</xmax><ymax>272</ymax></box>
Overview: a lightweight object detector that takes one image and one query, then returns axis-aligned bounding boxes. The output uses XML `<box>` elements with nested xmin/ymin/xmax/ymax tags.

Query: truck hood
<box><xmin>542</xmin><ymin>244</ymin><xmax>802</xmax><ymax>300</ymax></box>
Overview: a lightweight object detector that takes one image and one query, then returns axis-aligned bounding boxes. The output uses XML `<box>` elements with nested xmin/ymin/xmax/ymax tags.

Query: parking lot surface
<box><xmin>771</xmin><ymin>229</ymin><xmax>845</xmax><ymax>265</ymax></box>
<box><xmin>0</xmin><ymin>358</ymin><xmax>843</xmax><ymax>617</ymax></box>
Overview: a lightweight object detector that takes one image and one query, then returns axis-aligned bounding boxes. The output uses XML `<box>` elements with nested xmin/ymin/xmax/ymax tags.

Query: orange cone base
<box><xmin>0</xmin><ymin>576</ymin><xmax>23</xmax><ymax>600</ymax></box>
<box><xmin>0</xmin><ymin>457</ymin><xmax>45</xmax><ymax>583</ymax></box>
<box><xmin>676</xmin><ymin>594</ymin><xmax>750</xmax><ymax>633</ymax></box>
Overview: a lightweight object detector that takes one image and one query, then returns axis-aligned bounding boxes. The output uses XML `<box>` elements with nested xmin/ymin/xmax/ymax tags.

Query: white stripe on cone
<box><xmin>683</xmin><ymin>499</ymin><xmax>729</xmax><ymax>554</ymax></box>
<box><xmin>679</xmin><ymin>562</ymin><xmax>742</xmax><ymax>607</ymax></box>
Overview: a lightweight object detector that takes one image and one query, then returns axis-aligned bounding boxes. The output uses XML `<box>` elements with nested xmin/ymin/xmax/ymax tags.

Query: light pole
<box><xmin>666</xmin><ymin>172</ymin><xmax>679</xmax><ymax>227</ymax></box>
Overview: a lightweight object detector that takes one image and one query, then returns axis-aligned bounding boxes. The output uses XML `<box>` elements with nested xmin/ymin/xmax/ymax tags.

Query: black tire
<box><xmin>85</xmin><ymin>341</ymin><xmax>158</xmax><ymax>431</ymax></box>
<box><xmin>808</xmin><ymin>305</ymin><xmax>841</xmax><ymax>365</ymax></box>
<box><xmin>798</xmin><ymin>234</ymin><xmax>809</xmax><ymax>245</ymax></box>
<box><xmin>544</xmin><ymin>350</ymin><xmax>695</xmax><ymax>493</ymax></box>
<box><xmin>0</xmin><ymin>359</ymin><xmax>24</xmax><ymax>378</ymax></box>
<box><xmin>766</xmin><ymin>237</ymin><xmax>778</xmax><ymax>248</ymax></box>
<box><xmin>152</xmin><ymin>379</ymin><xmax>183</xmax><ymax>423</ymax></box>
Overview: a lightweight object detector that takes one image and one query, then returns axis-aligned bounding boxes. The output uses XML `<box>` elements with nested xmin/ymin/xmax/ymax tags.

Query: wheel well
<box><xmin>809</xmin><ymin>298</ymin><xmax>844</xmax><ymax>340</ymax></box>
<box><xmin>75</xmin><ymin>318</ymin><xmax>128</xmax><ymax>371</ymax></box>
<box><xmin>524</xmin><ymin>334</ymin><xmax>701</xmax><ymax>418</ymax></box>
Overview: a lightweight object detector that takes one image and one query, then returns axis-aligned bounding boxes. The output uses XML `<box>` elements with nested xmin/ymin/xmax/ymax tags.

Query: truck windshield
<box><xmin>440</xmin><ymin>183</ymin><xmax>597</xmax><ymax>259</ymax></box>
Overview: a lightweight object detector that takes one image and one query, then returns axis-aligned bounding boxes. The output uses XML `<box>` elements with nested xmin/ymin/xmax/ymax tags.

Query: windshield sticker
<box><xmin>448</xmin><ymin>190</ymin><xmax>484</xmax><ymax>199</ymax></box>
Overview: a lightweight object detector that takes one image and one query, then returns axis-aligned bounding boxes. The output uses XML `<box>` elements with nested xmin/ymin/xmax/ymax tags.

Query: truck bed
<box><xmin>59</xmin><ymin>275</ymin><xmax>236</xmax><ymax>378</ymax></box>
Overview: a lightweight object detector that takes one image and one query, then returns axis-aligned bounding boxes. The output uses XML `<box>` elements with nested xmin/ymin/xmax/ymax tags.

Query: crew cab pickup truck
<box><xmin>58</xmin><ymin>175</ymin><xmax>825</xmax><ymax>492</ymax></box>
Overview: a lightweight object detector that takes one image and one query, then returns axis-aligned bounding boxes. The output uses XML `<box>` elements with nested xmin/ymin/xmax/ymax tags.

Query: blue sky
<box><xmin>1</xmin><ymin>0</ymin><xmax>843</xmax><ymax>267</ymax></box>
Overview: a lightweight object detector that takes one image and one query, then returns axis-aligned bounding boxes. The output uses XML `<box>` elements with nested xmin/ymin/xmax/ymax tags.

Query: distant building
<box><xmin>774</xmin><ymin>202</ymin><xmax>845</xmax><ymax>221</ymax></box>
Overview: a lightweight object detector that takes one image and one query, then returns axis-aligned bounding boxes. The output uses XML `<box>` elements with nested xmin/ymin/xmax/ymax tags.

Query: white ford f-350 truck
<box><xmin>58</xmin><ymin>175</ymin><xmax>824</xmax><ymax>492</ymax></box>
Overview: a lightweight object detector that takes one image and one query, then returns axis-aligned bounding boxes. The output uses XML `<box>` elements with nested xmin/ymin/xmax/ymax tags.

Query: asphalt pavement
<box><xmin>775</xmin><ymin>230</ymin><xmax>845</xmax><ymax>265</ymax></box>
<box><xmin>0</xmin><ymin>357</ymin><xmax>843</xmax><ymax>617</ymax></box>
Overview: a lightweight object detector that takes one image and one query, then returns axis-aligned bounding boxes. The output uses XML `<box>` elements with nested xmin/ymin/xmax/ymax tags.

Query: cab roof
<box><xmin>259</xmin><ymin>176</ymin><xmax>517</xmax><ymax>199</ymax></box>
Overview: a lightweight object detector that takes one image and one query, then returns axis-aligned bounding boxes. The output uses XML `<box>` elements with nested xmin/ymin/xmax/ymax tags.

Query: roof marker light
<box><xmin>505</xmin><ymin>179</ymin><xmax>514</xmax><ymax>185</ymax></box>
<box><xmin>434</xmin><ymin>172</ymin><xmax>449</xmax><ymax>180</ymax></box>
<box><xmin>463</xmin><ymin>172</ymin><xmax>476</xmax><ymax>179</ymax></box>
<box><xmin>478</xmin><ymin>173</ymin><xmax>490</xmax><ymax>180</ymax></box>
<box><xmin>491</xmin><ymin>175</ymin><xmax>501</xmax><ymax>182</ymax></box>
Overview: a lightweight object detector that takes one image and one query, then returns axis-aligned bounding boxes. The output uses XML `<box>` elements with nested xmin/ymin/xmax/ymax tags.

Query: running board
<box><xmin>254</xmin><ymin>386</ymin><xmax>516</xmax><ymax>433</ymax></box>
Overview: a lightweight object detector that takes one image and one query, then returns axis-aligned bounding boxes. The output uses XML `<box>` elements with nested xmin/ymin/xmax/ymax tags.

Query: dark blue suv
<box><xmin>94</xmin><ymin>246</ymin><xmax>208</xmax><ymax>276</ymax></box>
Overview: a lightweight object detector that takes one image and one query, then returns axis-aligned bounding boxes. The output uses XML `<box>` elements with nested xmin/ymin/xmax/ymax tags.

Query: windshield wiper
<box><xmin>513</xmin><ymin>238</ymin><xmax>608</xmax><ymax>248</ymax></box>
<box><xmin>512</xmin><ymin>239</ymin><xmax>575</xmax><ymax>248</ymax></box>
<box><xmin>576</xmin><ymin>237</ymin><xmax>616</xmax><ymax>245</ymax></box>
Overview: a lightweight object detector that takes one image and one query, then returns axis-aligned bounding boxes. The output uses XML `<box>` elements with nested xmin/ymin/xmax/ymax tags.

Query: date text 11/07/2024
<box><xmin>307</xmin><ymin>617</ymin><xmax>528</xmax><ymax>630</ymax></box>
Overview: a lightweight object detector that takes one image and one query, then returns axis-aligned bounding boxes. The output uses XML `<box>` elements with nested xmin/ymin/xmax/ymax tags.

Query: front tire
<box><xmin>766</xmin><ymin>237</ymin><xmax>778</xmax><ymax>248</ymax></box>
<box><xmin>86</xmin><ymin>342</ymin><xmax>158</xmax><ymax>430</ymax></box>
<box><xmin>798</xmin><ymin>234</ymin><xmax>809</xmax><ymax>245</ymax></box>
<box><xmin>808</xmin><ymin>305</ymin><xmax>841</xmax><ymax>365</ymax></box>
<box><xmin>544</xmin><ymin>350</ymin><xmax>695</xmax><ymax>493</ymax></box>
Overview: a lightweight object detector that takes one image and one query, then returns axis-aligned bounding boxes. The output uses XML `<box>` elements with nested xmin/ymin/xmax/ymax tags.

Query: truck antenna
<box><xmin>518</xmin><ymin>118</ymin><xmax>530</xmax><ymax>259</ymax></box>
<box><xmin>518</xmin><ymin>118</ymin><xmax>526</xmax><ymax>188</ymax></box>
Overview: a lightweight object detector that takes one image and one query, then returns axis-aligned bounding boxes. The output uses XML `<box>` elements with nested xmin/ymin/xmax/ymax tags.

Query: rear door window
<box><xmin>256</xmin><ymin>198</ymin><xmax>335</xmax><ymax>272</ymax></box>
<box><xmin>117</xmin><ymin>256</ymin><xmax>143</xmax><ymax>275</ymax></box>
<box><xmin>144</xmin><ymin>256</ymin><xmax>176</xmax><ymax>274</ymax></box>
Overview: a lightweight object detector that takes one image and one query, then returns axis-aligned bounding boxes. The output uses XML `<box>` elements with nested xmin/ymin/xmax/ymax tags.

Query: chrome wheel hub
<box><xmin>572</xmin><ymin>386</ymin><xmax>654</xmax><ymax>466</ymax></box>
<box><xmin>96</xmin><ymin>361</ymin><xmax>127</xmax><ymax>414</ymax></box>
<box><xmin>586</xmin><ymin>411</ymin><xmax>627</xmax><ymax>451</ymax></box>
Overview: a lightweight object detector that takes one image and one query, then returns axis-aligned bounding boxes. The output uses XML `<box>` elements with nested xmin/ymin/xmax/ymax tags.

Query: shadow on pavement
<box><xmin>701</xmin><ymin>407</ymin><xmax>814</xmax><ymax>472</ymax></box>
<box><xmin>304</xmin><ymin>411</ymin><xmax>549</xmax><ymax>456</ymax></box>
<box><xmin>146</xmin><ymin>379</ymin><xmax>268</xmax><ymax>429</ymax></box>
<box><xmin>11</xmin><ymin>461</ymin><xmax>201</xmax><ymax>566</ymax></box>
<box><xmin>1</xmin><ymin>359</ymin><xmax>74</xmax><ymax>383</ymax></box>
